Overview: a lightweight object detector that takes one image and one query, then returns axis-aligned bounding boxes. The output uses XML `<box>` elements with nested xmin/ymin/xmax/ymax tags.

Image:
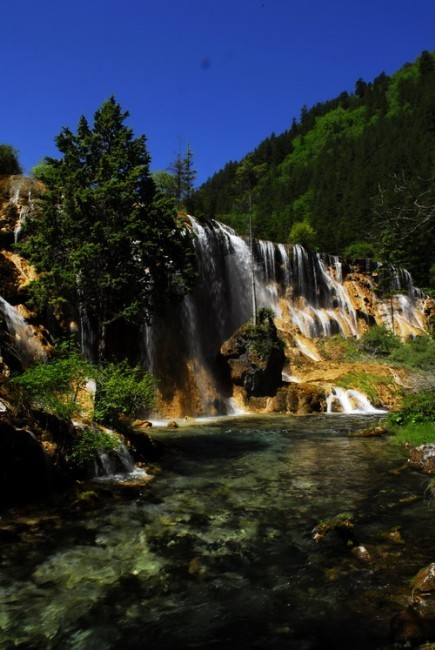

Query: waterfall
<box><xmin>140</xmin><ymin>217</ymin><xmax>428</xmax><ymax>416</ymax></box>
<box><xmin>0</xmin><ymin>296</ymin><xmax>47</xmax><ymax>365</ymax></box>
<box><xmin>92</xmin><ymin>443</ymin><xmax>143</xmax><ymax>479</ymax></box>
<box><xmin>326</xmin><ymin>386</ymin><xmax>387</xmax><ymax>414</ymax></box>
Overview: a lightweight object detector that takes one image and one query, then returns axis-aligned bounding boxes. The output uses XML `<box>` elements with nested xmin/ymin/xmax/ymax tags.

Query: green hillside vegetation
<box><xmin>195</xmin><ymin>50</ymin><xmax>435</xmax><ymax>289</ymax></box>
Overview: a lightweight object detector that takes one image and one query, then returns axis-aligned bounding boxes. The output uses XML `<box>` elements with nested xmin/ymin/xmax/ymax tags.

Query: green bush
<box><xmin>388</xmin><ymin>389</ymin><xmax>435</xmax><ymax>445</ymax></box>
<box><xmin>358</xmin><ymin>325</ymin><xmax>400</xmax><ymax>356</ymax></box>
<box><xmin>343</xmin><ymin>242</ymin><xmax>377</xmax><ymax>259</ymax></box>
<box><xmin>93</xmin><ymin>361</ymin><xmax>155</xmax><ymax>426</ymax></box>
<box><xmin>11</xmin><ymin>346</ymin><xmax>155</xmax><ymax>426</ymax></box>
<box><xmin>243</xmin><ymin>308</ymin><xmax>284</xmax><ymax>361</ymax></box>
<box><xmin>394</xmin><ymin>389</ymin><xmax>435</xmax><ymax>424</ymax></box>
<box><xmin>288</xmin><ymin>221</ymin><xmax>317</xmax><ymax>249</ymax></box>
<box><xmin>69</xmin><ymin>426</ymin><xmax>122</xmax><ymax>465</ymax></box>
<box><xmin>11</xmin><ymin>347</ymin><xmax>95</xmax><ymax>420</ymax></box>
<box><xmin>390</xmin><ymin>335</ymin><xmax>435</xmax><ymax>372</ymax></box>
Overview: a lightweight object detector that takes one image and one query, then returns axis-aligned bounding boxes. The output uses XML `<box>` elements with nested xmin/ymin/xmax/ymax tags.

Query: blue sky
<box><xmin>1</xmin><ymin>0</ymin><xmax>434</xmax><ymax>185</ymax></box>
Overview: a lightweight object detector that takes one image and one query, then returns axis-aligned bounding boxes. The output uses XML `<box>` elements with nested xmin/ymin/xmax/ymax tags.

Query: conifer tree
<box><xmin>23</xmin><ymin>97</ymin><xmax>196</xmax><ymax>361</ymax></box>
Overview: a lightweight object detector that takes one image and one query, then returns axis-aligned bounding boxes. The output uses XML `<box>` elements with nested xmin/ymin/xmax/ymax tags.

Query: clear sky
<box><xmin>1</xmin><ymin>0</ymin><xmax>434</xmax><ymax>186</ymax></box>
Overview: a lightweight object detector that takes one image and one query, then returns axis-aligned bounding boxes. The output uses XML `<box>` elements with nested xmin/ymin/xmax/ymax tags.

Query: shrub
<box><xmin>390</xmin><ymin>335</ymin><xmax>435</xmax><ymax>372</ymax></box>
<box><xmin>343</xmin><ymin>242</ymin><xmax>377</xmax><ymax>259</ymax></box>
<box><xmin>11</xmin><ymin>347</ymin><xmax>95</xmax><ymax>420</ymax></box>
<box><xmin>93</xmin><ymin>361</ymin><xmax>155</xmax><ymax>426</ymax></box>
<box><xmin>394</xmin><ymin>389</ymin><xmax>435</xmax><ymax>424</ymax></box>
<box><xmin>69</xmin><ymin>426</ymin><xmax>121</xmax><ymax>465</ymax></box>
<box><xmin>288</xmin><ymin>221</ymin><xmax>317</xmax><ymax>249</ymax></box>
<box><xmin>358</xmin><ymin>325</ymin><xmax>400</xmax><ymax>356</ymax></box>
<box><xmin>243</xmin><ymin>308</ymin><xmax>284</xmax><ymax>361</ymax></box>
<box><xmin>11</xmin><ymin>345</ymin><xmax>155</xmax><ymax>426</ymax></box>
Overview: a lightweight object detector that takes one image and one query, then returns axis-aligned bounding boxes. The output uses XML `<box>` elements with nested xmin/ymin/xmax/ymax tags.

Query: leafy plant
<box><xmin>11</xmin><ymin>345</ymin><xmax>155</xmax><ymax>426</ymax></box>
<box><xmin>93</xmin><ymin>361</ymin><xmax>155</xmax><ymax>426</ymax></box>
<box><xmin>69</xmin><ymin>426</ymin><xmax>121</xmax><ymax>465</ymax></box>
<box><xmin>358</xmin><ymin>326</ymin><xmax>400</xmax><ymax>356</ymax></box>
<box><xmin>11</xmin><ymin>346</ymin><xmax>95</xmax><ymax>420</ymax></box>
<box><xmin>243</xmin><ymin>308</ymin><xmax>284</xmax><ymax>361</ymax></box>
<box><xmin>387</xmin><ymin>389</ymin><xmax>435</xmax><ymax>445</ymax></box>
<box><xmin>389</xmin><ymin>335</ymin><xmax>435</xmax><ymax>372</ymax></box>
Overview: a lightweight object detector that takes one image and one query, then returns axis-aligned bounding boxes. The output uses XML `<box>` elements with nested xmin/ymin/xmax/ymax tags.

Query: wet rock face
<box><xmin>268</xmin><ymin>384</ymin><xmax>326</xmax><ymax>414</ymax></box>
<box><xmin>0</xmin><ymin>419</ymin><xmax>51</xmax><ymax>508</ymax></box>
<box><xmin>408</xmin><ymin>444</ymin><xmax>435</xmax><ymax>475</ymax></box>
<box><xmin>220</xmin><ymin>314</ymin><xmax>285</xmax><ymax>398</ymax></box>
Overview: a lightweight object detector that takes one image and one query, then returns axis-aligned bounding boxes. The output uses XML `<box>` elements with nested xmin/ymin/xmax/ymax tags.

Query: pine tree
<box><xmin>168</xmin><ymin>143</ymin><xmax>197</xmax><ymax>211</ymax></box>
<box><xmin>23</xmin><ymin>97</ymin><xmax>196</xmax><ymax>361</ymax></box>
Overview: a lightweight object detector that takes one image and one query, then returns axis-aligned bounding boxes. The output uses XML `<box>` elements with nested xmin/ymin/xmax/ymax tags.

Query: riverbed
<box><xmin>0</xmin><ymin>414</ymin><xmax>433</xmax><ymax>649</ymax></box>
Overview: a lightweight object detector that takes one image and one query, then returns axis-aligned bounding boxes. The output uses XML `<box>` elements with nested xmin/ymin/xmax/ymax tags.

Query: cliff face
<box><xmin>0</xmin><ymin>176</ymin><xmax>51</xmax><ymax>380</ymax></box>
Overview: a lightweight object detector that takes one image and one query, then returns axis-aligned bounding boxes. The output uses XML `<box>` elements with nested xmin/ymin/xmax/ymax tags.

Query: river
<box><xmin>0</xmin><ymin>414</ymin><xmax>433</xmax><ymax>649</ymax></box>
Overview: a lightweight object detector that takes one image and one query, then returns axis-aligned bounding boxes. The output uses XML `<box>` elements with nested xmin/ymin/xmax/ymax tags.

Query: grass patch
<box><xmin>387</xmin><ymin>389</ymin><xmax>435</xmax><ymax>445</ymax></box>
<box><xmin>389</xmin><ymin>421</ymin><xmax>435</xmax><ymax>446</ymax></box>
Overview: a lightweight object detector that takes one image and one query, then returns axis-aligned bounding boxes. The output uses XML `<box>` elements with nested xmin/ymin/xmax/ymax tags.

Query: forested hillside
<box><xmin>194</xmin><ymin>51</ymin><xmax>435</xmax><ymax>289</ymax></box>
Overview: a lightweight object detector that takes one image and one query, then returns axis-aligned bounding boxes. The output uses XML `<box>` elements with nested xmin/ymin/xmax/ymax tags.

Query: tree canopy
<box><xmin>0</xmin><ymin>144</ymin><xmax>22</xmax><ymax>175</ymax></box>
<box><xmin>23</xmin><ymin>97</ymin><xmax>196</xmax><ymax>361</ymax></box>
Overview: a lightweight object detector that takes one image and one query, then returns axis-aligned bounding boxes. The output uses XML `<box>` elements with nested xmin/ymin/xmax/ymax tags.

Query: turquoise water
<box><xmin>0</xmin><ymin>414</ymin><xmax>433</xmax><ymax>649</ymax></box>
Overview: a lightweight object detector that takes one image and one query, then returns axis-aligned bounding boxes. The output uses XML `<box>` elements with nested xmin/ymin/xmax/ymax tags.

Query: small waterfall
<box><xmin>326</xmin><ymin>386</ymin><xmax>386</xmax><ymax>414</ymax></box>
<box><xmin>92</xmin><ymin>443</ymin><xmax>140</xmax><ymax>478</ymax></box>
<box><xmin>0</xmin><ymin>296</ymin><xmax>47</xmax><ymax>365</ymax></box>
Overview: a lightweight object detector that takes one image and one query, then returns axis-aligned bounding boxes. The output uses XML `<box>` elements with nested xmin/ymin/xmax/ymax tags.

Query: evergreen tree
<box><xmin>168</xmin><ymin>143</ymin><xmax>197</xmax><ymax>211</ymax></box>
<box><xmin>0</xmin><ymin>144</ymin><xmax>22</xmax><ymax>175</ymax></box>
<box><xmin>22</xmin><ymin>97</ymin><xmax>196</xmax><ymax>361</ymax></box>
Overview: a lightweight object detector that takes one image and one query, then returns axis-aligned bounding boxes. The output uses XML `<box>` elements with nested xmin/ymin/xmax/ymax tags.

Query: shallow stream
<box><xmin>0</xmin><ymin>414</ymin><xmax>433</xmax><ymax>649</ymax></box>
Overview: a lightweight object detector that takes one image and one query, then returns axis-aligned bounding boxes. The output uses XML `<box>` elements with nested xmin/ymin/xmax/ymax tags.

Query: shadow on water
<box><xmin>0</xmin><ymin>414</ymin><xmax>433</xmax><ymax>649</ymax></box>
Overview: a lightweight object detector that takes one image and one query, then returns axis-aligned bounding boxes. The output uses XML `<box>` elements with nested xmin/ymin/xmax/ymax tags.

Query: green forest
<box><xmin>194</xmin><ymin>50</ymin><xmax>435</xmax><ymax>290</ymax></box>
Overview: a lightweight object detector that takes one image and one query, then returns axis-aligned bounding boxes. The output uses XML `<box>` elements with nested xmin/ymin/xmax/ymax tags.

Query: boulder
<box><xmin>409</xmin><ymin>444</ymin><xmax>435</xmax><ymax>475</ymax></box>
<box><xmin>0</xmin><ymin>418</ymin><xmax>51</xmax><ymax>508</ymax></box>
<box><xmin>220</xmin><ymin>311</ymin><xmax>285</xmax><ymax>398</ymax></box>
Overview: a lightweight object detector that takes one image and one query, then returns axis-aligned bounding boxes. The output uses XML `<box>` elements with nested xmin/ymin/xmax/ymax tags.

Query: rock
<box><xmin>0</xmin><ymin>419</ymin><xmax>51</xmax><ymax>507</ymax></box>
<box><xmin>167</xmin><ymin>420</ymin><xmax>179</xmax><ymax>428</ymax></box>
<box><xmin>133</xmin><ymin>419</ymin><xmax>153</xmax><ymax>428</ymax></box>
<box><xmin>412</xmin><ymin>563</ymin><xmax>435</xmax><ymax>595</ymax></box>
<box><xmin>351</xmin><ymin>544</ymin><xmax>372</xmax><ymax>563</ymax></box>
<box><xmin>409</xmin><ymin>444</ymin><xmax>435</xmax><ymax>475</ymax></box>
<box><xmin>220</xmin><ymin>310</ymin><xmax>285</xmax><ymax>398</ymax></box>
<box><xmin>312</xmin><ymin>513</ymin><xmax>357</xmax><ymax>546</ymax></box>
<box><xmin>267</xmin><ymin>383</ymin><xmax>327</xmax><ymax>414</ymax></box>
<box><xmin>348</xmin><ymin>425</ymin><xmax>388</xmax><ymax>437</ymax></box>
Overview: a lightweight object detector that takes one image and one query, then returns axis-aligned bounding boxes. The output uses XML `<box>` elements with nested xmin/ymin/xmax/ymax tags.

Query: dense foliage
<box><xmin>21</xmin><ymin>97</ymin><xmax>196</xmax><ymax>361</ymax></box>
<box><xmin>11</xmin><ymin>345</ymin><xmax>155</xmax><ymax>425</ymax></box>
<box><xmin>195</xmin><ymin>51</ymin><xmax>435</xmax><ymax>288</ymax></box>
<box><xmin>0</xmin><ymin>144</ymin><xmax>22</xmax><ymax>175</ymax></box>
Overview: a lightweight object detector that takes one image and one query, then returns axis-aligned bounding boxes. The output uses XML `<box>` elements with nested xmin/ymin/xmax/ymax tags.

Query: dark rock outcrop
<box><xmin>220</xmin><ymin>311</ymin><xmax>285</xmax><ymax>398</ymax></box>
<box><xmin>0</xmin><ymin>418</ymin><xmax>51</xmax><ymax>508</ymax></box>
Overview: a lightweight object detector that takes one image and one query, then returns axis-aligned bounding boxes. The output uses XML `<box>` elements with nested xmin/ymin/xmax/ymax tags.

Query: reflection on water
<box><xmin>0</xmin><ymin>415</ymin><xmax>433</xmax><ymax>649</ymax></box>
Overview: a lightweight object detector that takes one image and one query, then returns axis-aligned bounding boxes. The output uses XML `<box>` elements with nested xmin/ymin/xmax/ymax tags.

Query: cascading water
<box><xmin>0</xmin><ymin>296</ymin><xmax>47</xmax><ymax>365</ymax></box>
<box><xmin>141</xmin><ymin>217</ymin><xmax>428</xmax><ymax>416</ymax></box>
<box><xmin>326</xmin><ymin>386</ymin><xmax>387</xmax><ymax>414</ymax></box>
